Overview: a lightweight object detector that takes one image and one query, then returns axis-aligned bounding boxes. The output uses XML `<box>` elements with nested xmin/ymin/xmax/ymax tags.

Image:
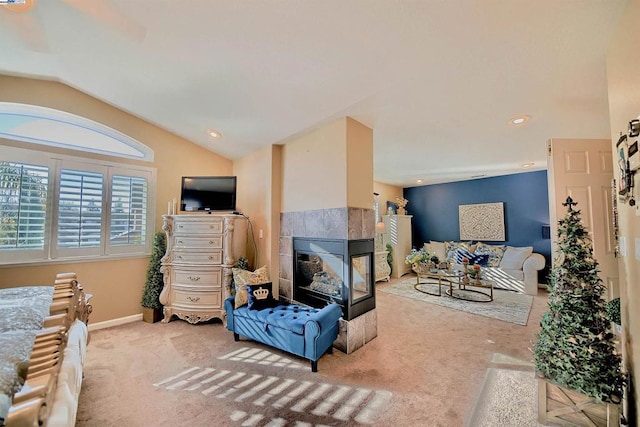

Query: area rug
<box><xmin>466</xmin><ymin>368</ymin><xmax>541</xmax><ymax>426</ymax></box>
<box><xmin>378</xmin><ymin>278</ymin><xmax>534</xmax><ymax>325</ymax></box>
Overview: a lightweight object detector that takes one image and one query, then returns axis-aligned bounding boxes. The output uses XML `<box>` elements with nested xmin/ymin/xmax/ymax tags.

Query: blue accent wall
<box><xmin>404</xmin><ymin>170</ymin><xmax>551</xmax><ymax>279</ymax></box>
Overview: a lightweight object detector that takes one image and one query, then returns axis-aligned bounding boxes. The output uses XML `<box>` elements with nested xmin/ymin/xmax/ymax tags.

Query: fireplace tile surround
<box><xmin>279</xmin><ymin>207</ymin><xmax>377</xmax><ymax>353</ymax></box>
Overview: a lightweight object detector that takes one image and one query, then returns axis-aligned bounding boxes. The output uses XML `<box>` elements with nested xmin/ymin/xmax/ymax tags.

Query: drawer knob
<box><xmin>177</xmin><ymin>255</ymin><xmax>184</xmax><ymax>259</ymax></box>
<box><xmin>187</xmin><ymin>296</ymin><xmax>200</xmax><ymax>302</ymax></box>
<box><xmin>177</xmin><ymin>240</ymin><xmax>183</xmax><ymax>244</ymax></box>
<box><xmin>208</xmin><ymin>256</ymin><xmax>213</xmax><ymax>260</ymax></box>
<box><xmin>209</xmin><ymin>240</ymin><xmax>214</xmax><ymax>244</ymax></box>
<box><xmin>188</xmin><ymin>276</ymin><xmax>201</xmax><ymax>281</ymax></box>
<box><xmin>178</xmin><ymin>225</ymin><xmax>183</xmax><ymax>228</ymax></box>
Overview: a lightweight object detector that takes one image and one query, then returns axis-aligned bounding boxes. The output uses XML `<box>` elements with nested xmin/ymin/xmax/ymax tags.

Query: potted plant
<box><xmin>533</xmin><ymin>197</ymin><xmax>624</xmax><ymax>426</ymax></box>
<box><xmin>141</xmin><ymin>231</ymin><xmax>167</xmax><ymax>323</ymax></box>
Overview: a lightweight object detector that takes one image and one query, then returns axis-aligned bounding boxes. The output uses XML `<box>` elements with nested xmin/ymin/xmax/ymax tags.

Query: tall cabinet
<box><xmin>159</xmin><ymin>214</ymin><xmax>247</xmax><ymax>324</ymax></box>
<box><xmin>382</xmin><ymin>214</ymin><xmax>413</xmax><ymax>278</ymax></box>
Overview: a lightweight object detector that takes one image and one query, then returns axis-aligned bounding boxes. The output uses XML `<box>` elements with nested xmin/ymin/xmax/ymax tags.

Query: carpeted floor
<box><xmin>378</xmin><ymin>278</ymin><xmax>534</xmax><ymax>325</ymax></box>
<box><xmin>76</xmin><ymin>274</ymin><xmax>548</xmax><ymax>426</ymax></box>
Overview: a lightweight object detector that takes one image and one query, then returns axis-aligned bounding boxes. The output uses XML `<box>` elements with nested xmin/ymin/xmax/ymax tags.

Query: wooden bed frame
<box><xmin>5</xmin><ymin>273</ymin><xmax>92</xmax><ymax>427</ymax></box>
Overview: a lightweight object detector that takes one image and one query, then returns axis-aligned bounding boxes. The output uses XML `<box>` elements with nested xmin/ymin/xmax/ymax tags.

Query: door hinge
<box><xmin>547</xmin><ymin>141</ymin><xmax>552</xmax><ymax>156</ymax></box>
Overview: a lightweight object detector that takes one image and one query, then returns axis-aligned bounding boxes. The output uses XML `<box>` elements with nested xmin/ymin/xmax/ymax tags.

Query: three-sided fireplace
<box><xmin>293</xmin><ymin>237</ymin><xmax>375</xmax><ymax>321</ymax></box>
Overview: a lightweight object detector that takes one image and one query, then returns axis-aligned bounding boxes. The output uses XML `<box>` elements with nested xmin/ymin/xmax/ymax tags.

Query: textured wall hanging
<box><xmin>459</xmin><ymin>202</ymin><xmax>505</xmax><ymax>241</ymax></box>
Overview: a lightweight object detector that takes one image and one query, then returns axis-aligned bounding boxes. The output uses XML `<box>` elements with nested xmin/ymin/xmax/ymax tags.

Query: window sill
<box><xmin>0</xmin><ymin>252</ymin><xmax>151</xmax><ymax>268</ymax></box>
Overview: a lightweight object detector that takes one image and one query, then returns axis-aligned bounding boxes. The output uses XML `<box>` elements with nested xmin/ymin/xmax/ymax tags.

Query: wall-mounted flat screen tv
<box><xmin>180</xmin><ymin>176</ymin><xmax>237</xmax><ymax>212</ymax></box>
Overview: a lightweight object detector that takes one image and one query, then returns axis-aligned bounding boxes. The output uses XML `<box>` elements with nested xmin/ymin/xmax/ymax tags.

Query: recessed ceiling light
<box><xmin>207</xmin><ymin>129</ymin><xmax>222</xmax><ymax>139</ymax></box>
<box><xmin>509</xmin><ymin>115</ymin><xmax>530</xmax><ymax>125</ymax></box>
<box><xmin>417</xmin><ymin>179</ymin><xmax>423</xmax><ymax>184</ymax></box>
<box><xmin>522</xmin><ymin>162</ymin><xmax>535</xmax><ymax>168</ymax></box>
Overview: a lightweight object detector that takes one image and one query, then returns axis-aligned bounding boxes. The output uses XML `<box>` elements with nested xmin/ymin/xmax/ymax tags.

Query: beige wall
<box><xmin>374</xmin><ymin>181</ymin><xmax>404</xmax><ymax>217</ymax></box>
<box><xmin>281</xmin><ymin>119</ymin><xmax>348</xmax><ymax>212</ymax></box>
<box><xmin>0</xmin><ymin>75</ymin><xmax>233</xmax><ymax>323</ymax></box>
<box><xmin>346</xmin><ymin>118</ymin><xmax>374</xmax><ymax>209</ymax></box>
<box><xmin>233</xmin><ymin>144</ymin><xmax>282</xmax><ymax>291</ymax></box>
<box><xmin>607</xmin><ymin>0</ymin><xmax>640</xmax><ymax>420</ymax></box>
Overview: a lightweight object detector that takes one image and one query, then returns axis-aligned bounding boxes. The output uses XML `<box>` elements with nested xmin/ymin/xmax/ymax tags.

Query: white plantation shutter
<box><xmin>0</xmin><ymin>145</ymin><xmax>155</xmax><ymax>264</ymax></box>
<box><xmin>57</xmin><ymin>169</ymin><xmax>104</xmax><ymax>250</ymax></box>
<box><xmin>0</xmin><ymin>161</ymin><xmax>48</xmax><ymax>250</ymax></box>
<box><xmin>110</xmin><ymin>175</ymin><xmax>148</xmax><ymax>246</ymax></box>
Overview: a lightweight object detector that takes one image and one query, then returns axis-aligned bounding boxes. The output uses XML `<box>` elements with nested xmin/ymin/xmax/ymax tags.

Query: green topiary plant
<box><xmin>533</xmin><ymin>197</ymin><xmax>624</xmax><ymax>403</ymax></box>
<box><xmin>606</xmin><ymin>297</ymin><xmax>621</xmax><ymax>326</ymax></box>
<box><xmin>141</xmin><ymin>231</ymin><xmax>166</xmax><ymax>310</ymax></box>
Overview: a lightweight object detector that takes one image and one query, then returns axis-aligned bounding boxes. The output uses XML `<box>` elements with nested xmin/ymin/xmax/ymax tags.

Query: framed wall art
<box><xmin>459</xmin><ymin>202</ymin><xmax>505</xmax><ymax>241</ymax></box>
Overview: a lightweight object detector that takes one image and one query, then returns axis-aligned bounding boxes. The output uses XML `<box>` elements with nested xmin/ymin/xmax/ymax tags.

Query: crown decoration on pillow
<box><xmin>252</xmin><ymin>287</ymin><xmax>270</xmax><ymax>300</ymax></box>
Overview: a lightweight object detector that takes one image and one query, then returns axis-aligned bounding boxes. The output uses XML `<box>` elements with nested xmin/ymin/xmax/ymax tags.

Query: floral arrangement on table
<box><xmin>405</xmin><ymin>247</ymin><xmax>445</xmax><ymax>273</ymax></box>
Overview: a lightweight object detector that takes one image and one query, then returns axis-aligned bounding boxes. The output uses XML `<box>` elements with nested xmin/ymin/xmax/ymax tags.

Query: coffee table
<box><xmin>414</xmin><ymin>269</ymin><xmax>463</xmax><ymax>297</ymax></box>
<box><xmin>446</xmin><ymin>275</ymin><xmax>494</xmax><ymax>302</ymax></box>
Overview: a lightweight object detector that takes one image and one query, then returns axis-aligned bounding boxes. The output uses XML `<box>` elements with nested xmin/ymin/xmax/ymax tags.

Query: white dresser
<box><xmin>382</xmin><ymin>214</ymin><xmax>413</xmax><ymax>278</ymax></box>
<box><xmin>159</xmin><ymin>214</ymin><xmax>247</xmax><ymax>324</ymax></box>
<box><xmin>374</xmin><ymin>250</ymin><xmax>391</xmax><ymax>282</ymax></box>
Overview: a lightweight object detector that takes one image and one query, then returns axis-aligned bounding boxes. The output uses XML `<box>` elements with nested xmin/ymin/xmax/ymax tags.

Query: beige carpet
<box><xmin>76</xmin><ymin>276</ymin><xmax>549</xmax><ymax>426</ymax></box>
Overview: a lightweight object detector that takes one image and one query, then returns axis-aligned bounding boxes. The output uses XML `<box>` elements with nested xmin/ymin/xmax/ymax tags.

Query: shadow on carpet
<box><xmin>378</xmin><ymin>278</ymin><xmax>533</xmax><ymax>325</ymax></box>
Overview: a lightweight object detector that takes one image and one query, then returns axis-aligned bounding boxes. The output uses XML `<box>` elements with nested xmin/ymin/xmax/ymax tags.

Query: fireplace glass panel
<box><xmin>352</xmin><ymin>254</ymin><xmax>372</xmax><ymax>303</ymax></box>
<box><xmin>296</xmin><ymin>252</ymin><xmax>344</xmax><ymax>299</ymax></box>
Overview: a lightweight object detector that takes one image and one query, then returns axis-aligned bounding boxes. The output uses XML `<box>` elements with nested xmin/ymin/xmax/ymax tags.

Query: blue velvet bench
<box><xmin>224</xmin><ymin>297</ymin><xmax>342</xmax><ymax>372</ymax></box>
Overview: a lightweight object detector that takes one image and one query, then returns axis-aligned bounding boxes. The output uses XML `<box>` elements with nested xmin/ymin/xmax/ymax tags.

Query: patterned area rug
<box><xmin>378</xmin><ymin>278</ymin><xmax>534</xmax><ymax>325</ymax></box>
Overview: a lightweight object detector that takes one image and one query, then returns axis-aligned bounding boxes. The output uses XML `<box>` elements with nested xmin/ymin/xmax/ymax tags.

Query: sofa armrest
<box><xmin>303</xmin><ymin>304</ymin><xmax>342</xmax><ymax>361</ymax></box>
<box><xmin>224</xmin><ymin>297</ymin><xmax>235</xmax><ymax>331</ymax></box>
<box><xmin>522</xmin><ymin>253</ymin><xmax>545</xmax><ymax>295</ymax></box>
<box><xmin>306</xmin><ymin>304</ymin><xmax>342</xmax><ymax>333</ymax></box>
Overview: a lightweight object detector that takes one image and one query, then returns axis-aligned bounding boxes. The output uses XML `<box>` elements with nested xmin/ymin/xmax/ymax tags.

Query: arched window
<box><xmin>0</xmin><ymin>104</ymin><xmax>156</xmax><ymax>265</ymax></box>
<box><xmin>0</xmin><ymin>102</ymin><xmax>153</xmax><ymax>161</ymax></box>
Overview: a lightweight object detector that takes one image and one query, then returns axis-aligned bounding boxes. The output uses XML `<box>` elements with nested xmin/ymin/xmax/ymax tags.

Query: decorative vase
<box><xmin>142</xmin><ymin>306</ymin><xmax>163</xmax><ymax>323</ymax></box>
<box><xmin>397</xmin><ymin>207</ymin><xmax>406</xmax><ymax>215</ymax></box>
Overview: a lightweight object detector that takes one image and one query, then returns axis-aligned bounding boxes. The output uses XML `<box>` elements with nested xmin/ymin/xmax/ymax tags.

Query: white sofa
<box><xmin>424</xmin><ymin>241</ymin><xmax>546</xmax><ymax>296</ymax></box>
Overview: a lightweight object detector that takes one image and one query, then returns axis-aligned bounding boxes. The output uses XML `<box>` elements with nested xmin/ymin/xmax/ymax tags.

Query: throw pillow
<box><xmin>233</xmin><ymin>265</ymin><xmax>270</xmax><ymax>309</ymax></box>
<box><xmin>444</xmin><ymin>241</ymin><xmax>471</xmax><ymax>263</ymax></box>
<box><xmin>455</xmin><ymin>247</ymin><xmax>489</xmax><ymax>266</ymax></box>
<box><xmin>499</xmin><ymin>246</ymin><xmax>533</xmax><ymax>270</ymax></box>
<box><xmin>246</xmin><ymin>282</ymin><xmax>278</xmax><ymax>311</ymax></box>
<box><xmin>473</xmin><ymin>242</ymin><xmax>506</xmax><ymax>267</ymax></box>
<box><xmin>427</xmin><ymin>241</ymin><xmax>447</xmax><ymax>262</ymax></box>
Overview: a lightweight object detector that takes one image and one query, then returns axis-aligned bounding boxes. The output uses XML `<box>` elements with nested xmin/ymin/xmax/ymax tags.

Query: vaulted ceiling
<box><xmin>0</xmin><ymin>0</ymin><xmax>627</xmax><ymax>186</ymax></box>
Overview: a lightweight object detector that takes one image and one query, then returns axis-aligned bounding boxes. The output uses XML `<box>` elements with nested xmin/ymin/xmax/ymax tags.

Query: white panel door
<box><xmin>547</xmin><ymin>138</ymin><xmax>617</xmax><ymax>298</ymax></box>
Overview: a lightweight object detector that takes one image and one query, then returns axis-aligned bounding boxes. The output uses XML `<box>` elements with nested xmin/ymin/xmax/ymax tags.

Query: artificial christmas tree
<box><xmin>534</xmin><ymin>197</ymin><xmax>624</xmax><ymax>426</ymax></box>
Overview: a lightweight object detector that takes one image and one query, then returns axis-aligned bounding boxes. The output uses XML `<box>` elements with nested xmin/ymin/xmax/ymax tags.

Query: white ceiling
<box><xmin>0</xmin><ymin>0</ymin><xmax>627</xmax><ymax>187</ymax></box>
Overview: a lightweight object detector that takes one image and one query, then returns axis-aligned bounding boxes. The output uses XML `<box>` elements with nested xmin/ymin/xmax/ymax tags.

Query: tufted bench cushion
<box><xmin>224</xmin><ymin>297</ymin><xmax>342</xmax><ymax>372</ymax></box>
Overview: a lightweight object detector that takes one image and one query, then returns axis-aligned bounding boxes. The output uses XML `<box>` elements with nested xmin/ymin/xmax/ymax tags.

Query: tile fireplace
<box><xmin>293</xmin><ymin>237</ymin><xmax>375</xmax><ymax>321</ymax></box>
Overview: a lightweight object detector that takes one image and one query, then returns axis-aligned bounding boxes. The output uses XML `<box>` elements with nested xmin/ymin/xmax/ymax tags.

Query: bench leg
<box><xmin>233</xmin><ymin>332</ymin><xmax>240</xmax><ymax>342</ymax></box>
<box><xmin>311</xmin><ymin>360</ymin><xmax>318</xmax><ymax>372</ymax></box>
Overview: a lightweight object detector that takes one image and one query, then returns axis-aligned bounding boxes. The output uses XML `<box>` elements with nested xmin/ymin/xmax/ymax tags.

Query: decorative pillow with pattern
<box><xmin>455</xmin><ymin>247</ymin><xmax>489</xmax><ymax>266</ymax></box>
<box><xmin>473</xmin><ymin>242</ymin><xmax>506</xmax><ymax>267</ymax></box>
<box><xmin>246</xmin><ymin>282</ymin><xmax>278</xmax><ymax>311</ymax></box>
<box><xmin>233</xmin><ymin>266</ymin><xmax>270</xmax><ymax>309</ymax></box>
<box><xmin>444</xmin><ymin>241</ymin><xmax>471</xmax><ymax>263</ymax></box>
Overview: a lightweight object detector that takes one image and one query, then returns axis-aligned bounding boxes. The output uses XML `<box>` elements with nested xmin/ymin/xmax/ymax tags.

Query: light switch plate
<box><xmin>636</xmin><ymin>238</ymin><xmax>640</xmax><ymax>261</ymax></box>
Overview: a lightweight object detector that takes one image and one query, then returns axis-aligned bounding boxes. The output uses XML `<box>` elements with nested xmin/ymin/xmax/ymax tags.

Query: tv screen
<box><xmin>180</xmin><ymin>176</ymin><xmax>237</xmax><ymax>212</ymax></box>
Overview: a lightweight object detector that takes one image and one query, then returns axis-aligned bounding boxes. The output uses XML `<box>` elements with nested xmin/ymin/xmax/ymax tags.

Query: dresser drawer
<box><xmin>173</xmin><ymin>269</ymin><xmax>222</xmax><ymax>286</ymax></box>
<box><xmin>174</xmin><ymin>236</ymin><xmax>223</xmax><ymax>250</ymax></box>
<box><xmin>174</xmin><ymin>219</ymin><xmax>223</xmax><ymax>235</ymax></box>
<box><xmin>171</xmin><ymin>289</ymin><xmax>221</xmax><ymax>307</ymax></box>
<box><xmin>173</xmin><ymin>251</ymin><xmax>223</xmax><ymax>265</ymax></box>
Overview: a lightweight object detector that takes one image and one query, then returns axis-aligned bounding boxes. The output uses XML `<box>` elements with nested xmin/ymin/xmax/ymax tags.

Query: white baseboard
<box><xmin>88</xmin><ymin>313</ymin><xmax>142</xmax><ymax>331</ymax></box>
